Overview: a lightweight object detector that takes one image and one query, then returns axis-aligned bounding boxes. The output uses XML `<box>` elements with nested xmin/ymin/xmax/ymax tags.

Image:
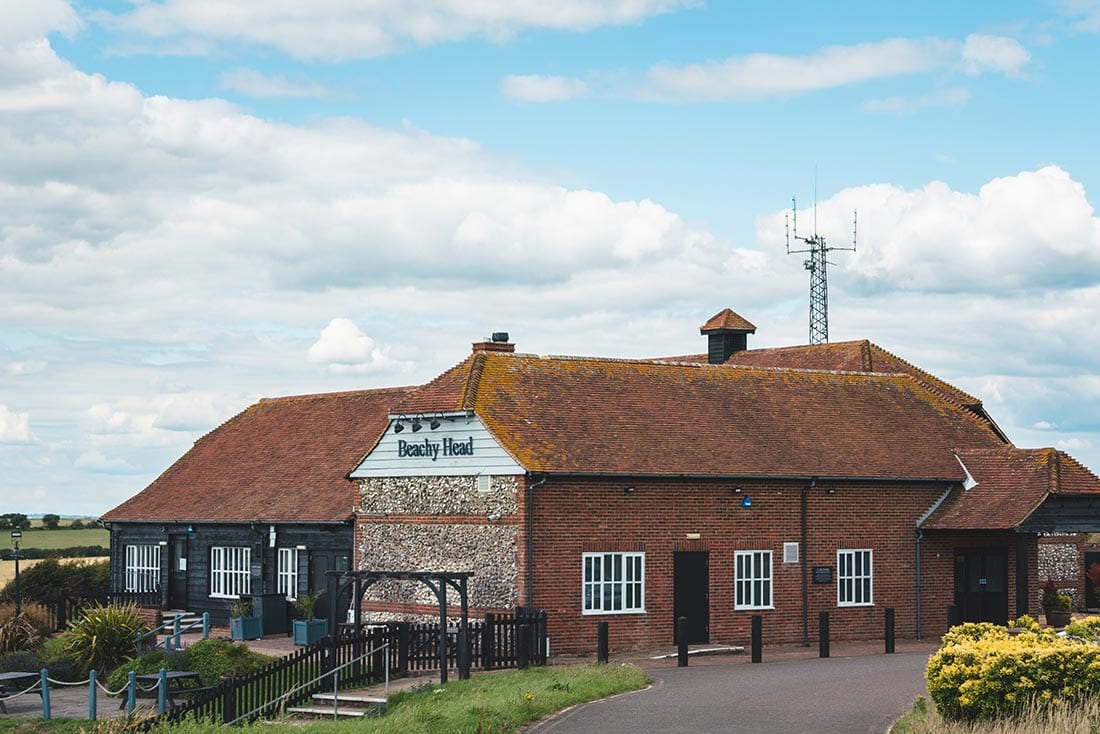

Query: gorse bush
<box><xmin>62</xmin><ymin>602</ymin><xmax>148</xmax><ymax>674</ymax></box>
<box><xmin>926</xmin><ymin>618</ymin><xmax>1100</xmax><ymax>721</ymax></box>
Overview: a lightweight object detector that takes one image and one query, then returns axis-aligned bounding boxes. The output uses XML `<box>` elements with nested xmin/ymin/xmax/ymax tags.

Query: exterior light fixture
<box><xmin>732</xmin><ymin>487</ymin><xmax>743</xmax><ymax>495</ymax></box>
<box><xmin>394</xmin><ymin>422</ymin><xmax>404</xmax><ymax>434</ymax></box>
<box><xmin>487</xmin><ymin>513</ymin><xmax>502</xmax><ymax>522</ymax></box>
<box><xmin>825</xmin><ymin>488</ymin><xmax>836</xmax><ymax>495</ymax></box>
<box><xmin>740</xmin><ymin>496</ymin><xmax>753</xmax><ymax>508</ymax></box>
<box><xmin>411</xmin><ymin>420</ymin><xmax>422</xmax><ymax>433</ymax></box>
<box><xmin>430</xmin><ymin>417</ymin><xmax>441</xmax><ymax>430</ymax></box>
<box><xmin>624</xmin><ymin>486</ymin><xmax>637</xmax><ymax>495</ymax></box>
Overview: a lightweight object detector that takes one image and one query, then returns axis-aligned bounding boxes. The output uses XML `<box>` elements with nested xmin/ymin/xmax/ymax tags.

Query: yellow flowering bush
<box><xmin>927</xmin><ymin>619</ymin><xmax>1100</xmax><ymax>721</ymax></box>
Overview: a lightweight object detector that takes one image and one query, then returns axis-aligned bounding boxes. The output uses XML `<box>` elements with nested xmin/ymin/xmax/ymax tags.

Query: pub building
<box><xmin>103</xmin><ymin>309</ymin><xmax>1100</xmax><ymax>652</ymax></box>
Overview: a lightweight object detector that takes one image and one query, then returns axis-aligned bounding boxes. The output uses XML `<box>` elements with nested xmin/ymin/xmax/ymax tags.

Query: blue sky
<box><xmin>2</xmin><ymin>0</ymin><xmax>1099</xmax><ymax>515</ymax></box>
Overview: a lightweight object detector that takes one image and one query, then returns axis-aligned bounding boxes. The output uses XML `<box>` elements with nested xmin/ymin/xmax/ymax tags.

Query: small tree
<box><xmin>62</xmin><ymin>602</ymin><xmax>148</xmax><ymax>674</ymax></box>
<box><xmin>41</xmin><ymin>514</ymin><xmax>61</xmax><ymax>530</ymax></box>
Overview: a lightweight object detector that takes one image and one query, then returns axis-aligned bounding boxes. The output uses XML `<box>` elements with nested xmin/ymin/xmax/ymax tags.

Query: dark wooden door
<box><xmin>954</xmin><ymin>548</ymin><xmax>1008</xmax><ymax>624</ymax></box>
<box><xmin>309</xmin><ymin>552</ymin><xmax>351</xmax><ymax>622</ymax></box>
<box><xmin>168</xmin><ymin>535</ymin><xmax>187</xmax><ymax>609</ymax></box>
<box><xmin>674</xmin><ymin>551</ymin><xmax>710</xmax><ymax>644</ymax></box>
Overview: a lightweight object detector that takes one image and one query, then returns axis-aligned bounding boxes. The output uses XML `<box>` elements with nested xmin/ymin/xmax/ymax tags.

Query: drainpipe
<box><xmin>801</xmin><ymin>479</ymin><xmax>816</xmax><ymax>647</ymax></box>
<box><xmin>915</xmin><ymin>529</ymin><xmax>924</xmax><ymax>640</ymax></box>
<box><xmin>526</xmin><ymin>474</ymin><xmax>548</xmax><ymax>606</ymax></box>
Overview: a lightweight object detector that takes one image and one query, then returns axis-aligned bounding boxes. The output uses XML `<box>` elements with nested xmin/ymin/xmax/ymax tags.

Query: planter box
<box><xmin>230</xmin><ymin>615</ymin><xmax>263</xmax><ymax>641</ymax></box>
<box><xmin>293</xmin><ymin>618</ymin><xmax>329</xmax><ymax>645</ymax></box>
<box><xmin>1045</xmin><ymin>609</ymin><xmax>1073</xmax><ymax>627</ymax></box>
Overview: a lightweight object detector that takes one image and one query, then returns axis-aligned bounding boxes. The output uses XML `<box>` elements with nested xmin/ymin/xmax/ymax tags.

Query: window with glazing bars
<box><xmin>277</xmin><ymin>547</ymin><xmax>299</xmax><ymax>600</ymax></box>
<box><xmin>210</xmin><ymin>546</ymin><xmax>251</xmax><ymax>598</ymax></box>
<box><xmin>735</xmin><ymin>550</ymin><xmax>772</xmax><ymax>609</ymax></box>
<box><xmin>582</xmin><ymin>552</ymin><xmax>645</xmax><ymax>614</ymax></box>
<box><xmin>125</xmin><ymin>544</ymin><xmax>160</xmax><ymax>593</ymax></box>
<box><xmin>837</xmin><ymin>549</ymin><xmax>873</xmax><ymax>606</ymax></box>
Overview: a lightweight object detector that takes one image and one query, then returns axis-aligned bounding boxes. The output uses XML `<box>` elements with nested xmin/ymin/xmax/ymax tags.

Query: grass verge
<box><xmin>0</xmin><ymin>663</ymin><xmax>649</xmax><ymax>734</ymax></box>
<box><xmin>892</xmin><ymin>694</ymin><xmax>1100</xmax><ymax>734</ymax></box>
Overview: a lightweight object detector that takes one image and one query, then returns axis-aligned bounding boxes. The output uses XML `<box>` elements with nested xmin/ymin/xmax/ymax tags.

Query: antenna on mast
<box><xmin>785</xmin><ymin>188</ymin><xmax>857</xmax><ymax>345</ymax></box>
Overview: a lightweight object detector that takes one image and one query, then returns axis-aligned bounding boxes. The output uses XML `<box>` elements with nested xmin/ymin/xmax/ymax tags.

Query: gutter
<box><xmin>539</xmin><ymin>471</ymin><xmax>965</xmax><ymax>483</ymax></box>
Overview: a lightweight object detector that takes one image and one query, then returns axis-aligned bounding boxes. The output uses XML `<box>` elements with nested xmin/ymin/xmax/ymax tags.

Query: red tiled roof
<box><xmin>101</xmin><ymin>387</ymin><xmax>411</xmax><ymax>523</ymax></box>
<box><xmin>725</xmin><ymin>340</ymin><xmax>982</xmax><ymax>408</ymax></box>
<box><xmin>398</xmin><ymin>353</ymin><xmax>1006</xmax><ymax>480</ymax></box>
<box><xmin>700</xmin><ymin>308</ymin><xmax>756</xmax><ymax>333</ymax></box>
<box><xmin>920</xmin><ymin>448</ymin><xmax>1100</xmax><ymax>530</ymax></box>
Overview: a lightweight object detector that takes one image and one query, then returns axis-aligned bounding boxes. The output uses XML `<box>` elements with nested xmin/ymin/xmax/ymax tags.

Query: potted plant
<box><xmin>292</xmin><ymin>591</ymin><xmax>328</xmax><ymax>645</ymax></box>
<box><xmin>228</xmin><ymin>597</ymin><xmax>262</xmax><ymax>641</ymax></box>
<box><xmin>1041</xmin><ymin>580</ymin><xmax>1073</xmax><ymax>627</ymax></box>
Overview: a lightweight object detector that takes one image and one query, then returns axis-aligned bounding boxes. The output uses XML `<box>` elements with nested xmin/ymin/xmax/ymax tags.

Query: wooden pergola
<box><xmin>326</xmin><ymin>570</ymin><xmax>474</xmax><ymax>682</ymax></box>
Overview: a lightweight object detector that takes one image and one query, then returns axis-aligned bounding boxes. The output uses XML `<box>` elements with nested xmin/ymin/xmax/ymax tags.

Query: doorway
<box><xmin>310</xmin><ymin>552</ymin><xmax>351</xmax><ymax>621</ymax></box>
<box><xmin>954</xmin><ymin>547</ymin><xmax>1008</xmax><ymax>624</ymax></box>
<box><xmin>673</xmin><ymin>551</ymin><xmax>710</xmax><ymax>644</ymax></box>
<box><xmin>167</xmin><ymin>535</ymin><xmax>188</xmax><ymax>609</ymax></box>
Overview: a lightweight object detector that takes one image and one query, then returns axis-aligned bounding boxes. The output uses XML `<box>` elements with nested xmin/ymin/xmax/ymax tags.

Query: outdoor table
<box><xmin>123</xmin><ymin>671</ymin><xmax>204</xmax><ymax>710</ymax></box>
<box><xmin>0</xmin><ymin>671</ymin><xmax>41</xmax><ymax>714</ymax></box>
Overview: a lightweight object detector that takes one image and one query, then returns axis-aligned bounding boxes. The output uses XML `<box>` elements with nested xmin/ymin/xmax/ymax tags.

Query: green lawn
<box><xmin>9</xmin><ymin>527</ymin><xmax>108</xmax><ymax>550</ymax></box>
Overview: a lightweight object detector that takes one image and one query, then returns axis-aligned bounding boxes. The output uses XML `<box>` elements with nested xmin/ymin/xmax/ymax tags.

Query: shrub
<box><xmin>185</xmin><ymin>638</ymin><xmax>270</xmax><ymax>684</ymax></box>
<box><xmin>0</xmin><ymin>603</ymin><xmax>54</xmax><ymax>653</ymax></box>
<box><xmin>0</xmin><ymin>558</ymin><xmax>109</xmax><ymax>603</ymax></box>
<box><xmin>1064</xmin><ymin>617</ymin><xmax>1100</xmax><ymax>641</ymax></box>
<box><xmin>0</xmin><ymin>650</ymin><xmax>41</xmax><ymax>673</ymax></box>
<box><xmin>61</xmin><ymin>602</ymin><xmax>148</xmax><ymax>675</ymax></box>
<box><xmin>926</xmin><ymin>621</ymin><xmax>1100</xmax><ymax>721</ymax></box>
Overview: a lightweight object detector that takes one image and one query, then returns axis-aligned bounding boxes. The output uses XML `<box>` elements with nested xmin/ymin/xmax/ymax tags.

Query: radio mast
<box><xmin>785</xmin><ymin>193</ymin><xmax>857</xmax><ymax>345</ymax></box>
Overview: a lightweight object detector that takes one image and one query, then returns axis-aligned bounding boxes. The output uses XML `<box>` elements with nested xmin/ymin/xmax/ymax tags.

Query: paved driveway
<box><xmin>530</xmin><ymin>650</ymin><xmax>932</xmax><ymax>734</ymax></box>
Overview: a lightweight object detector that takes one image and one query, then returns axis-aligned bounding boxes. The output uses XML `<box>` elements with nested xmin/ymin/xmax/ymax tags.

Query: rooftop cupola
<box><xmin>700</xmin><ymin>309</ymin><xmax>756</xmax><ymax>364</ymax></box>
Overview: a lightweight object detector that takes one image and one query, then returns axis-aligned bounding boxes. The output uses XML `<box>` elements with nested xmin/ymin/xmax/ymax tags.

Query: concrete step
<box><xmin>311</xmin><ymin>693</ymin><xmax>387</xmax><ymax>706</ymax></box>
<box><xmin>286</xmin><ymin>706</ymin><xmax>367</xmax><ymax>718</ymax></box>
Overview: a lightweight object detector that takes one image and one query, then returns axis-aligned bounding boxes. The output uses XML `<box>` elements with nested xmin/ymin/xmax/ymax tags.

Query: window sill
<box><xmin>735</xmin><ymin>606</ymin><xmax>775</xmax><ymax>611</ymax></box>
<box><xmin>581</xmin><ymin>609</ymin><xmax>646</xmax><ymax>616</ymax></box>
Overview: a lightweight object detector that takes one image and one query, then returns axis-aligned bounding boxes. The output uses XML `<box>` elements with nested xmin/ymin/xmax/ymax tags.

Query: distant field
<box><xmin>0</xmin><ymin>556</ymin><xmax>109</xmax><ymax>587</ymax></box>
<box><xmin>8</xmin><ymin>527</ymin><xmax>108</xmax><ymax>550</ymax></box>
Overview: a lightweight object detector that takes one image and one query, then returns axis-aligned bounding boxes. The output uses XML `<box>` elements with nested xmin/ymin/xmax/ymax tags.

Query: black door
<box><xmin>673</xmin><ymin>551</ymin><xmax>710</xmax><ymax>644</ymax></box>
<box><xmin>167</xmin><ymin>535</ymin><xmax>187</xmax><ymax>609</ymax></box>
<box><xmin>954</xmin><ymin>548</ymin><xmax>1008</xmax><ymax>624</ymax></box>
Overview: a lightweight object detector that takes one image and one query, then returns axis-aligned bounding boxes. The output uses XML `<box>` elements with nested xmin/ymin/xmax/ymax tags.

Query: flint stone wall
<box><xmin>358</xmin><ymin>523</ymin><xmax>517</xmax><ymax>609</ymax></box>
<box><xmin>1038</xmin><ymin>542</ymin><xmax>1079</xmax><ymax>581</ymax></box>
<box><xmin>358</xmin><ymin>475</ymin><xmax>519</xmax><ymax>515</ymax></box>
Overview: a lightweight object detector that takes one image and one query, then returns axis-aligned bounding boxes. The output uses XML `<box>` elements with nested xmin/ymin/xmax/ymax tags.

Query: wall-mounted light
<box><xmin>740</xmin><ymin>496</ymin><xmax>753</xmax><ymax>508</ymax></box>
<box><xmin>295</xmin><ymin>544</ymin><xmax>307</xmax><ymax>551</ymax></box>
<box><xmin>394</xmin><ymin>421</ymin><xmax>405</xmax><ymax>433</ymax></box>
<box><xmin>430</xmin><ymin>417</ymin><xmax>441</xmax><ymax>430</ymax></box>
<box><xmin>731</xmin><ymin>487</ymin><xmax>743</xmax><ymax>495</ymax></box>
<box><xmin>411</xmin><ymin>419</ymin><xmax>422</xmax><ymax>432</ymax></box>
<box><xmin>825</xmin><ymin>488</ymin><xmax>836</xmax><ymax>495</ymax></box>
<box><xmin>624</xmin><ymin>486</ymin><xmax>637</xmax><ymax>495</ymax></box>
<box><xmin>487</xmin><ymin>513</ymin><xmax>502</xmax><ymax>522</ymax></box>
<box><xmin>158</xmin><ymin>540</ymin><xmax>168</xmax><ymax>547</ymax></box>
<box><xmin>685</xmin><ymin>531</ymin><xmax>701</xmax><ymax>540</ymax></box>
<box><xmin>186</xmin><ymin>525</ymin><xmax>194</xmax><ymax>533</ymax></box>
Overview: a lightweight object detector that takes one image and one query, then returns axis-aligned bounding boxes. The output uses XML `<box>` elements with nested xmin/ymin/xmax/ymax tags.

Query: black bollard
<box><xmin>885</xmin><ymin>607</ymin><xmax>895</xmax><ymax>654</ymax></box>
<box><xmin>597</xmin><ymin>621</ymin><xmax>609</xmax><ymax>664</ymax></box>
<box><xmin>751</xmin><ymin>614</ymin><xmax>762</xmax><ymax>663</ymax></box>
<box><xmin>819</xmin><ymin>611</ymin><xmax>830</xmax><ymax>658</ymax></box>
<box><xmin>677</xmin><ymin>617</ymin><xmax>689</xmax><ymax>667</ymax></box>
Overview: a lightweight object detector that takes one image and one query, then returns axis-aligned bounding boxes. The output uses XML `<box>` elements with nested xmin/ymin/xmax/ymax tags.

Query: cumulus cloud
<box><xmin>0</xmin><ymin>404</ymin><xmax>34</xmax><ymax>443</ymax></box>
<box><xmin>757</xmin><ymin>166</ymin><xmax>1100</xmax><ymax>295</ymax></box>
<box><xmin>308</xmin><ymin>319</ymin><xmax>411</xmax><ymax>374</ymax></box>
<box><xmin>962</xmin><ymin>34</ymin><xmax>1031</xmax><ymax>77</ymax></box>
<box><xmin>1063</xmin><ymin>0</ymin><xmax>1100</xmax><ymax>32</ymax></box>
<box><xmin>96</xmin><ymin>0</ymin><xmax>698</xmax><ymax>60</ymax></box>
<box><xmin>0</xmin><ymin>0</ymin><xmax>83</xmax><ymax>46</ymax></box>
<box><xmin>218</xmin><ymin>68</ymin><xmax>327</xmax><ymax>99</ymax></box>
<box><xmin>502</xmin><ymin>74</ymin><xmax>589</xmax><ymax>102</ymax></box>
<box><xmin>1033</xmin><ymin>420</ymin><xmax>1058</xmax><ymax>430</ymax></box>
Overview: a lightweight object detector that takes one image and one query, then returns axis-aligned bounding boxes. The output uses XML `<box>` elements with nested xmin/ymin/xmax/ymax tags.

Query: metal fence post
<box><xmin>89</xmin><ymin>669</ymin><xmax>97</xmax><ymax>721</ymax></box>
<box><xmin>158</xmin><ymin>668</ymin><xmax>167</xmax><ymax>714</ymax></box>
<box><xmin>127</xmin><ymin>670</ymin><xmax>136</xmax><ymax>713</ymax></box>
<box><xmin>40</xmin><ymin>668</ymin><xmax>51</xmax><ymax>719</ymax></box>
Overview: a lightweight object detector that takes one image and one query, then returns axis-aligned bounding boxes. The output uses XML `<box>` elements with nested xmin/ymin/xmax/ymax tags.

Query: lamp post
<box><xmin>11</xmin><ymin>530</ymin><xmax>22</xmax><ymax>617</ymax></box>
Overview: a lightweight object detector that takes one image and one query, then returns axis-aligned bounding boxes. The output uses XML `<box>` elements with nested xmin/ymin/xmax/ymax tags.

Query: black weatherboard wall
<box><xmin>108</xmin><ymin>522</ymin><xmax>353</xmax><ymax>625</ymax></box>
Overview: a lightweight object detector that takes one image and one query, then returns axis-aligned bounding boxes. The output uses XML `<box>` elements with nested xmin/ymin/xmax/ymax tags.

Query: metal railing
<box><xmin>136</xmin><ymin>612</ymin><xmax>210</xmax><ymax>653</ymax></box>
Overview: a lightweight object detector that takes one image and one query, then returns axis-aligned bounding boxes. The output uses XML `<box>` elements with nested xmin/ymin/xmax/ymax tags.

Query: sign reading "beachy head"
<box><xmin>397</xmin><ymin>436</ymin><xmax>474</xmax><ymax>461</ymax></box>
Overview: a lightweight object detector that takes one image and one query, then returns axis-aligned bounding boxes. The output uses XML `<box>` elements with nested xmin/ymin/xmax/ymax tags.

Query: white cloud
<box><xmin>308</xmin><ymin>319</ymin><xmax>411</xmax><ymax>375</ymax></box>
<box><xmin>74</xmin><ymin>449</ymin><xmax>140</xmax><ymax>473</ymax></box>
<box><xmin>962</xmin><ymin>34</ymin><xmax>1031</xmax><ymax>77</ymax></box>
<box><xmin>1033</xmin><ymin>420</ymin><xmax>1058</xmax><ymax>430</ymax></box>
<box><xmin>96</xmin><ymin>1</ymin><xmax>698</xmax><ymax>60</ymax></box>
<box><xmin>218</xmin><ymin>68</ymin><xmax>327</xmax><ymax>99</ymax></box>
<box><xmin>642</xmin><ymin>37</ymin><xmax>954</xmax><ymax>101</ymax></box>
<box><xmin>863</xmin><ymin>88</ymin><xmax>970</xmax><ymax>113</ymax></box>
<box><xmin>0</xmin><ymin>0</ymin><xmax>83</xmax><ymax>46</ymax></box>
<box><xmin>1057</xmin><ymin>438</ymin><xmax>1094</xmax><ymax>451</ymax></box>
<box><xmin>502</xmin><ymin>74</ymin><xmax>589</xmax><ymax>102</ymax></box>
<box><xmin>0</xmin><ymin>404</ymin><xmax>34</xmax><ymax>443</ymax></box>
<box><xmin>6</xmin><ymin>361</ymin><xmax>47</xmax><ymax>376</ymax></box>
<box><xmin>1063</xmin><ymin>0</ymin><xmax>1100</xmax><ymax>32</ymax></box>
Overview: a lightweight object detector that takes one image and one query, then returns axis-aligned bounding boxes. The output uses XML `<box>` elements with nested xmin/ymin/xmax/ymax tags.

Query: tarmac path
<box><xmin>529</xmin><ymin>650</ymin><xmax>932</xmax><ymax>734</ymax></box>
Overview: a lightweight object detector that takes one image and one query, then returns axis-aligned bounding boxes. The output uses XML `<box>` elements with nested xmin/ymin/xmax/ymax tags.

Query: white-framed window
<box><xmin>210</xmin><ymin>546</ymin><xmax>251</xmax><ymax>598</ymax></box>
<box><xmin>125</xmin><ymin>544</ymin><xmax>161</xmax><ymax>593</ymax></box>
<box><xmin>277</xmin><ymin>547</ymin><xmax>299</xmax><ymax>600</ymax></box>
<box><xmin>735</xmin><ymin>550</ymin><xmax>773</xmax><ymax>609</ymax></box>
<box><xmin>837</xmin><ymin>549</ymin><xmax>873</xmax><ymax>606</ymax></box>
<box><xmin>582</xmin><ymin>552</ymin><xmax>645</xmax><ymax>614</ymax></box>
